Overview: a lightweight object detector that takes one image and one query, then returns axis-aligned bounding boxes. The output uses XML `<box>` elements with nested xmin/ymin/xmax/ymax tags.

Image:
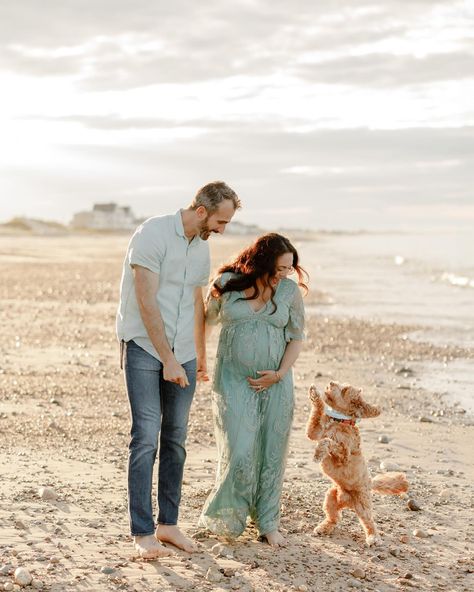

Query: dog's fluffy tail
<box><xmin>371</xmin><ymin>472</ymin><xmax>409</xmax><ymax>495</ymax></box>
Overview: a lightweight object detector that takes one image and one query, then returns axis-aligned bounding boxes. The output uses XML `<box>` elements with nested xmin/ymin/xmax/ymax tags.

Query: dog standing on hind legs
<box><xmin>306</xmin><ymin>382</ymin><xmax>409</xmax><ymax>546</ymax></box>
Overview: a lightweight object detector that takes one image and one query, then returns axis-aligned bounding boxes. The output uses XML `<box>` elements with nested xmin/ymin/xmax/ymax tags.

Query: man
<box><xmin>117</xmin><ymin>181</ymin><xmax>241</xmax><ymax>559</ymax></box>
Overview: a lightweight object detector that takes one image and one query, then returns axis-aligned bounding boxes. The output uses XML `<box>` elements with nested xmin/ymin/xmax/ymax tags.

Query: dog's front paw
<box><xmin>313</xmin><ymin>438</ymin><xmax>331</xmax><ymax>461</ymax></box>
<box><xmin>309</xmin><ymin>384</ymin><xmax>322</xmax><ymax>405</ymax></box>
<box><xmin>314</xmin><ymin>520</ymin><xmax>336</xmax><ymax>536</ymax></box>
<box><xmin>366</xmin><ymin>534</ymin><xmax>382</xmax><ymax>547</ymax></box>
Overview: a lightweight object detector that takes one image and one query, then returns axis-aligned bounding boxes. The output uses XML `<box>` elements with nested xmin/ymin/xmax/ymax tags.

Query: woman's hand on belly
<box><xmin>247</xmin><ymin>370</ymin><xmax>281</xmax><ymax>393</ymax></box>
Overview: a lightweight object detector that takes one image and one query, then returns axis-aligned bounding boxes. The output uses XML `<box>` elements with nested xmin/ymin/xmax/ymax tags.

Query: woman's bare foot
<box><xmin>134</xmin><ymin>534</ymin><xmax>174</xmax><ymax>559</ymax></box>
<box><xmin>155</xmin><ymin>524</ymin><xmax>196</xmax><ymax>553</ymax></box>
<box><xmin>261</xmin><ymin>530</ymin><xmax>286</xmax><ymax>547</ymax></box>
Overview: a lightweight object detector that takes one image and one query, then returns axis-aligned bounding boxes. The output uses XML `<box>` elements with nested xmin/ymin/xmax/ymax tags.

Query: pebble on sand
<box><xmin>205</xmin><ymin>567</ymin><xmax>223</xmax><ymax>583</ymax></box>
<box><xmin>211</xmin><ymin>543</ymin><xmax>233</xmax><ymax>558</ymax></box>
<box><xmin>4</xmin><ymin>583</ymin><xmax>14</xmax><ymax>592</ymax></box>
<box><xmin>378</xmin><ymin>435</ymin><xmax>390</xmax><ymax>444</ymax></box>
<box><xmin>350</xmin><ymin>568</ymin><xmax>366</xmax><ymax>579</ymax></box>
<box><xmin>380</xmin><ymin>461</ymin><xmax>401</xmax><ymax>472</ymax></box>
<box><xmin>407</xmin><ymin>498</ymin><xmax>422</xmax><ymax>511</ymax></box>
<box><xmin>14</xmin><ymin>567</ymin><xmax>32</xmax><ymax>587</ymax></box>
<box><xmin>413</xmin><ymin>528</ymin><xmax>429</xmax><ymax>538</ymax></box>
<box><xmin>38</xmin><ymin>487</ymin><xmax>58</xmax><ymax>501</ymax></box>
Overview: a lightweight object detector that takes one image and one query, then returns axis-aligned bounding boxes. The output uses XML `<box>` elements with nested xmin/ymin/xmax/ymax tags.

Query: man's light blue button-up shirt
<box><xmin>116</xmin><ymin>210</ymin><xmax>210</xmax><ymax>364</ymax></box>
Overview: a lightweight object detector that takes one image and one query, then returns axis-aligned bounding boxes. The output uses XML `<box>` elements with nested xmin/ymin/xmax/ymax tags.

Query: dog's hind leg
<box><xmin>353</xmin><ymin>497</ymin><xmax>380</xmax><ymax>546</ymax></box>
<box><xmin>314</xmin><ymin>487</ymin><xmax>341</xmax><ymax>535</ymax></box>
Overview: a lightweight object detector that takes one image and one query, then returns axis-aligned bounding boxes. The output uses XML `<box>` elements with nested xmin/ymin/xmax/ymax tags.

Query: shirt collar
<box><xmin>174</xmin><ymin>210</ymin><xmax>186</xmax><ymax>238</ymax></box>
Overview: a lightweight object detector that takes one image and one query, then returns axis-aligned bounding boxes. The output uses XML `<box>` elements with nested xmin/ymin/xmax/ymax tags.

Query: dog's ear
<box><xmin>350</xmin><ymin>389</ymin><xmax>381</xmax><ymax>418</ymax></box>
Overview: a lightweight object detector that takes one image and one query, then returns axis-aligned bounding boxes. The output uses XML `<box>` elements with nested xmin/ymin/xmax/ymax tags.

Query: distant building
<box><xmin>71</xmin><ymin>203</ymin><xmax>136</xmax><ymax>230</ymax></box>
<box><xmin>227</xmin><ymin>220</ymin><xmax>261</xmax><ymax>235</ymax></box>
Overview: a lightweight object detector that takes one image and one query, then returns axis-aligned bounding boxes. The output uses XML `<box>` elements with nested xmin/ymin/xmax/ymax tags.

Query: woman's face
<box><xmin>270</xmin><ymin>252</ymin><xmax>294</xmax><ymax>285</ymax></box>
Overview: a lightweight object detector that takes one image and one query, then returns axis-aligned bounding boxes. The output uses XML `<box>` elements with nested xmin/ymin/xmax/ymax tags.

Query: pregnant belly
<box><xmin>227</xmin><ymin>323</ymin><xmax>284</xmax><ymax>373</ymax></box>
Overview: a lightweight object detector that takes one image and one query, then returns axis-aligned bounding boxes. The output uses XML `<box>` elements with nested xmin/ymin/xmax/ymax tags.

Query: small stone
<box><xmin>191</xmin><ymin>530</ymin><xmax>208</xmax><ymax>540</ymax></box>
<box><xmin>14</xmin><ymin>567</ymin><xmax>32</xmax><ymax>587</ymax></box>
<box><xmin>205</xmin><ymin>567</ymin><xmax>223</xmax><ymax>583</ymax></box>
<box><xmin>402</xmin><ymin>573</ymin><xmax>413</xmax><ymax>580</ymax></box>
<box><xmin>413</xmin><ymin>528</ymin><xmax>429</xmax><ymax>538</ymax></box>
<box><xmin>407</xmin><ymin>499</ymin><xmax>422</xmax><ymax>511</ymax></box>
<box><xmin>4</xmin><ymin>583</ymin><xmax>14</xmax><ymax>591</ymax></box>
<box><xmin>395</xmin><ymin>367</ymin><xmax>414</xmax><ymax>376</ymax></box>
<box><xmin>38</xmin><ymin>487</ymin><xmax>57</xmax><ymax>501</ymax></box>
<box><xmin>350</xmin><ymin>568</ymin><xmax>365</xmax><ymax>579</ymax></box>
<box><xmin>230</xmin><ymin>577</ymin><xmax>241</xmax><ymax>590</ymax></box>
<box><xmin>389</xmin><ymin>547</ymin><xmax>400</xmax><ymax>557</ymax></box>
<box><xmin>211</xmin><ymin>542</ymin><xmax>232</xmax><ymax>558</ymax></box>
<box><xmin>439</xmin><ymin>489</ymin><xmax>450</xmax><ymax>499</ymax></box>
<box><xmin>50</xmin><ymin>398</ymin><xmax>61</xmax><ymax>405</ymax></box>
<box><xmin>380</xmin><ymin>461</ymin><xmax>400</xmax><ymax>472</ymax></box>
<box><xmin>14</xmin><ymin>520</ymin><xmax>28</xmax><ymax>530</ymax></box>
<box><xmin>249</xmin><ymin>561</ymin><xmax>259</xmax><ymax>569</ymax></box>
<box><xmin>31</xmin><ymin>580</ymin><xmax>43</xmax><ymax>590</ymax></box>
<box><xmin>223</xmin><ymin>568</ymin><xmax>236</xmax><ymax>577</ymax></box>
<box><xmin>399</xmin><ymin>535</ymin><xmax>410</xmax><ymax>544</ymax></box>
<box><xmin>49</xmin><ymin>556</ymin><xmax>60</xmax><ymax>564</ymax></box>
<box><xmin>378</xmin><ymin>435</ymin><xmax>389</xmax><ymax>444</ymax></box>
<box><xmin>100</xmin><ymin>567</ymin><xmax>115</xmax><ymax>575</ymax></box>
<box><xmin>419</xmin><ymin>416</ymin><xmax>433</xmax><ymax>423</ymax></box>
<box><xmin>0</xmin><ymin>565</ymin><xmax>13</xmax><ymax>576</ymax></box>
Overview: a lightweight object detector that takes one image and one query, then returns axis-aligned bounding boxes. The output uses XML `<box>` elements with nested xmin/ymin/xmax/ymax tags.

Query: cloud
<box><xmin>0</xmin><ymin>0</ymin><xmax>467</xmax><ymax>90</ymax></box>
<box><xmin>295</xmin><ymin>50</ymin><xmax>474</xmax><ymax>88</ymax></box>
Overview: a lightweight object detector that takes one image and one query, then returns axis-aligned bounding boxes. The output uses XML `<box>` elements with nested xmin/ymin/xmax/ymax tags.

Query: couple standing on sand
<box><xmin>116</xmin><ymin>181</ymin><xmax>307</xmax><ymax>559</ymax></box>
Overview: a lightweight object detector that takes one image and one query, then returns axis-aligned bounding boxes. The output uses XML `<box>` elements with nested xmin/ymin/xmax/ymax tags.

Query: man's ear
<box><xmin>195</xmin><ymin>205</ymin><xmax>208</xmax><ymax>220</ymax></box>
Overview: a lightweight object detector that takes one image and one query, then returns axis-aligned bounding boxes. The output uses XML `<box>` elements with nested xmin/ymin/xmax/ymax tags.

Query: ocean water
<box><xmin>297</xmin><ymin>229</ymin><xmax>474</xmax><ymax>412</ymax></box>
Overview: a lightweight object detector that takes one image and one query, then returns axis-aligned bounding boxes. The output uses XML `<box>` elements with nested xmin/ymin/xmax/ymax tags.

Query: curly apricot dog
<box><xmin>306</xmin><ymin>381</ymin><xmax>408</xmax><ymax>546</ymax></box>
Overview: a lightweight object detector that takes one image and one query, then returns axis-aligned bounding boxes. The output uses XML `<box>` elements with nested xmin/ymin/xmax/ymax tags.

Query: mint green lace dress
<box><xmin>199</xmin><ymin>274</ymin><xmax>305</xmax><ymax>537</ymax></box>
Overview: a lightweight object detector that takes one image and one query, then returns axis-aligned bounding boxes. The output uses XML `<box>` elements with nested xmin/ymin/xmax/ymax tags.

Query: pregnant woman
<box><xmin>199</xmin><ymin>233</ymin><xmax>307</xmax><ymax>546</ymax></box>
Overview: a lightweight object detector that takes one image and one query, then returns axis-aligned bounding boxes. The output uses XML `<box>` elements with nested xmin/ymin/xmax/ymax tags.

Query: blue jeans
<box><xmin>124</xmin><ymin>340</ymin><xmax>196</xmax><ymax>536</ymax></box>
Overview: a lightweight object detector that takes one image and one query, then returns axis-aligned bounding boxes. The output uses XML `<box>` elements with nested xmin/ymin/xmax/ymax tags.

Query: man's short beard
<box><xmin>198</xmin><ymin>216</ymin><xmax>210</xmax><ymax>240</ymax></box>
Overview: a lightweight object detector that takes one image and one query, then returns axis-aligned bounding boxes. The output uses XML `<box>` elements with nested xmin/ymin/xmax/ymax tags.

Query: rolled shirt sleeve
<box><xmin>128</xmin><ymin>222</ymin><xmax>165</xmax><ymax>274</ymax></box>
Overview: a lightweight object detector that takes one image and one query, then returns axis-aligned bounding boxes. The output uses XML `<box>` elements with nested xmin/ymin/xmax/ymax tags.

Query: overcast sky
<box><xmin>0</xmin><ymin>0</ymin><xmax>473</xmax><ymax>230</ymax></box>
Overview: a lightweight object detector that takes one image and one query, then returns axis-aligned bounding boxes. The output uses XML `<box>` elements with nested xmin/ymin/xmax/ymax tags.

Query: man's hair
<box><xmin>190</xmin><ymin>181</ymin><xmax>241</xmax><ymax>214</ymax></box>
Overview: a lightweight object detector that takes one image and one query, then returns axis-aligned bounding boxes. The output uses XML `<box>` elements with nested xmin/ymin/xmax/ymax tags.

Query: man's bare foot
<box><xmin>155</xmin><ymin>524</ymin><xmax>196</xmax><ymax>553</ymax></box>
<box><xmin>134</xmin><ymin>534</ymin><xmax>173</xmax><ymax>559</ymax></box>
<box><xmin>261</xmin><ymin>530</ymin><xmax>286</xmax><ymax>547</ymax></box>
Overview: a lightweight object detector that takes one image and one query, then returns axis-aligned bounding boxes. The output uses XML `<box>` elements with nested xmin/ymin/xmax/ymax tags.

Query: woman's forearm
<box><xmin>278</xmin><ymin>339</ymin><xmax>303</xmax><ymax>377</ymax></box>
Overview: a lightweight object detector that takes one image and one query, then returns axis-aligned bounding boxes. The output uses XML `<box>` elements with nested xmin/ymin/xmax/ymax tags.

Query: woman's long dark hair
<box><xmin>211</xmin><ymin>233</ymin><xmax>308</xmax><ymax>312</ymax></box>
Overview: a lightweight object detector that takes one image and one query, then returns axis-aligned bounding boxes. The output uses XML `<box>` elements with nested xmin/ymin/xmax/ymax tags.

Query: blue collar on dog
<box><xmin>325</xmin><ymin>405</ymin><xmax>360</xmax><ymax>424</ymax></box>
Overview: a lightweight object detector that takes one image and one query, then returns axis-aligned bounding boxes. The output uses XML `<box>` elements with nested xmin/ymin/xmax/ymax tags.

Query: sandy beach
<box><xmin>0</xmin><ymin>232</ymin><xmax>473</xmax><ymax>592</ymax></box>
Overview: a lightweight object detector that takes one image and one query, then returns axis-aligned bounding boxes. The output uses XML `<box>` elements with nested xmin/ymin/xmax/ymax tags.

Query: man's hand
<box><xmin>163</xmin><ymin>358</ymin><xmax>190</xmax><ymax>388</ymax></box>
<box><xmin>197</xmin><ymin>357</ymin><xmax>209</xmax><ymax>383</ymax></box>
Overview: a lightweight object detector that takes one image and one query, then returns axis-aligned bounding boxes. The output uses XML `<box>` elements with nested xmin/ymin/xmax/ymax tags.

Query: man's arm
<box><xmin>133</xmin><ymin>265</ymin><xmax>189</xmax><ymax>387</ymax></box>
<box><xmin>194</xmin><ymin>286</ymin><xmax>209</xmax><ymax>382</ymax></box>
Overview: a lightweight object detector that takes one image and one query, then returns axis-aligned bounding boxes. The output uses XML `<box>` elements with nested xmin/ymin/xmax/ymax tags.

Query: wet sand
<box><xmin>0</xmin><ymin>233</ymin><xmax>473</xmax><ymax>592</ymax></box>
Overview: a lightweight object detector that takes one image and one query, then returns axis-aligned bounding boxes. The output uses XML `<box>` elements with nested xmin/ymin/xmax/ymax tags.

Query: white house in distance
<box><xmin>71</xmin><ymin>203</ymin><xmax>136</xmax><ymax>230</ymax></box>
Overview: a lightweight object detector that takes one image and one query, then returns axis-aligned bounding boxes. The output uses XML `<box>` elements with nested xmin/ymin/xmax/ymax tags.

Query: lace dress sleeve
<box><xmin>284</xmin><ymin>284</ymin><xmax>305</xmax><ymax>342</ymax></box>
<box><xmin>205</xmin><ymin>272</ymin><xmax>231</xmax><ymax>326</ymax></box>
